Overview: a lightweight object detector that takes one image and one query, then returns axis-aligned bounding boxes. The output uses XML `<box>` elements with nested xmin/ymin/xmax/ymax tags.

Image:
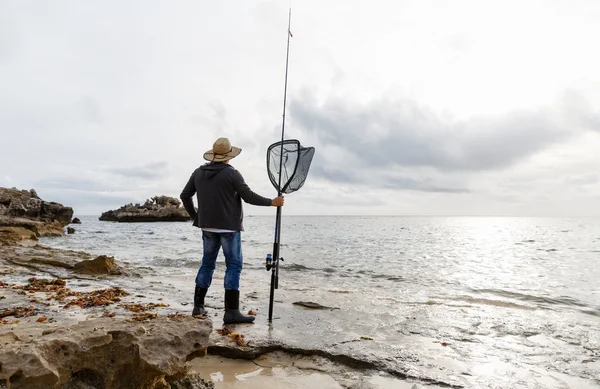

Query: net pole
<box><xmin>269</xmin><ymin>8</ymin><xmax>292</xmax><ymax>323</ymax></box>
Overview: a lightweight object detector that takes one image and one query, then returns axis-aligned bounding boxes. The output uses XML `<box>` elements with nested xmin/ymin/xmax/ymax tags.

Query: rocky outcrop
<box><xmin>0</xmin><ymin>227</ymin><xmax>38</xmax><ymax>245</ymax></box>
<box><xmin>0</xmin><ymin>272</ymin><xmax>212</xmax><ymax>389</ymax></box>
<box><xmin>71</xmin><ymin>218</ymin><xmax>81</xmax><ymax>224</ymax></box>
<box><xmin>99</xmin><ymin>196</ymin><xmax>191</xmax><ymax>223</ymax></box>
<box><xmin>0</xmin><ymin>316</ymin><xmax>212</xmax><ymax>389</ymax></box>
<box><xmin>73</xmin><ymin>255</ymin><xmax>128</xmax><ymax>276</ymax></box>
<box><xmin>0</xmin><ymin>187</ymin><xmax>74</xmax><ymax>243</ymax></box>
<box><xmin>0</xmin><ymin>188</ymin><xmax>73</xmax><ymax>226</ymax></box>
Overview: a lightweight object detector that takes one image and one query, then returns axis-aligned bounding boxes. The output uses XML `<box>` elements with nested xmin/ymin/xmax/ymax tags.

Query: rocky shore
<box><xmin>0</xmin><ymin>188</ymin><xmax>214</xmax><ymax>389</ymax></box>
<box><xmin>1</xmin><ymin>187</ymin><xmax>447</xmax><ymax>389</ymax></box>
<box><xmin>99</xmin><ymin>196</ymin><xmax>191</xmax><ymax>223</ymax></box>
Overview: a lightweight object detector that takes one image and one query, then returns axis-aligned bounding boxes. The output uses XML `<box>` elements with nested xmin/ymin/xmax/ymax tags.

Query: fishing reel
<box><xmin>265</xmin><ymin>253</ymin><xmax>283</xmax><ymax>271</ymax></box>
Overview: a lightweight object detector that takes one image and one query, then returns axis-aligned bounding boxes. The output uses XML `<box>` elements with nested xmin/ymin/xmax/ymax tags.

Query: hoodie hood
<box><xmin>200</xmin><ymin>162</ymin><xmax>231</xmax><ymax>179</ymax></box>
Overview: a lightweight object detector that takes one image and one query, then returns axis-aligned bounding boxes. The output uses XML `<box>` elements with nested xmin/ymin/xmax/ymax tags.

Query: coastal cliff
<box><xmin>99</xmin><ymin>196</ymin><xmax>191</xmax><ymax>222</ymax></box>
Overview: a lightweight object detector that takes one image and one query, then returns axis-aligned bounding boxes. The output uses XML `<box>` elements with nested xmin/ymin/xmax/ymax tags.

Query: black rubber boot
<box><xmin>192</xmin><ymin>287</ymin><xmax>208</xmax><ymax>316</ymax></box>
<box><xmin>223</xmin><ymin>289</ymin><xmax>255</xmax><ymax>324</ymax></box>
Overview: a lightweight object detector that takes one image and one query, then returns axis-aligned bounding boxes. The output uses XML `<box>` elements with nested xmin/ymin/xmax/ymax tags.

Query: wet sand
<box><xmin>189</xmin><ymin>352</ymin><xmax>439</xmax><ymax>389</ymax></box>
<box><xmin>191</xmin><ymin>355</ymin><xmax>344</xmax><ymax>389</ymax></box>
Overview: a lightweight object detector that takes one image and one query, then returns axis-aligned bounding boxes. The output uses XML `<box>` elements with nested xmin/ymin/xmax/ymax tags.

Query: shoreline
<box><xmin>2</xmin><ymin>192</ymin><xmax>598</xmax><ymax>389</ymax></box>
<box><xmin>0</xmin><ymin>239</ymin><xmax>441</xmax><ymax>389</ymax></box>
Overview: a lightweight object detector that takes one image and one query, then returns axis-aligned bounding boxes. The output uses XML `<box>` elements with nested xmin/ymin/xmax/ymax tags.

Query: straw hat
<box><xmin>203</xmin><ymin>137</ymin><xmax>242</xmax><ymax>162</ymax></box>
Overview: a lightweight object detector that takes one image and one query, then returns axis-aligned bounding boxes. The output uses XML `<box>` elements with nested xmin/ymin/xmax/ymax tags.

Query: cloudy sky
<box><xmin>1</xmin><ymin>0</ymin><xmax>600</xmax><ymax>216</ymax></box>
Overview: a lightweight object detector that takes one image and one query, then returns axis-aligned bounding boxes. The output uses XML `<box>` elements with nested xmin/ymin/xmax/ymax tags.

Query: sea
<box><xmin>40</xmin><ymin>215</ymin><xmax>600</xmax><ymax>388</ymax></box>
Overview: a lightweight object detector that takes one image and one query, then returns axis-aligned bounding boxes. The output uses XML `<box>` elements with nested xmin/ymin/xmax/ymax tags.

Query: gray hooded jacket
<box><xmin>179</xmin><ymin>163</ymin><xmax>272</xmax><ymax>231</ymax></box>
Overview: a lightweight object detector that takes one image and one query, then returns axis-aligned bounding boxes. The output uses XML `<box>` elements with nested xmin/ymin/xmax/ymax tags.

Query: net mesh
<box><xmin>267</xmin><ymin>139</ymin><xmax>315</xmax><ymax>194</ymax></box>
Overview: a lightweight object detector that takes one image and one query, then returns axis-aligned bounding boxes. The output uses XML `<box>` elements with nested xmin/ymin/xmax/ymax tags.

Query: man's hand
<box><xmin>271</xmin><ymin>196</ymin><xmax>285</xmax><ymax>207</ymax></box>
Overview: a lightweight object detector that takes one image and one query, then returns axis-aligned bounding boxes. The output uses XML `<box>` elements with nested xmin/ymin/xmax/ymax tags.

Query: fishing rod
<box><xmin>267</xmin><ymin>8</ymin><xmax>292</xmax><ymax>323</ymax></box>
<box><xmin>265</xmin><ymin>8</ymin><xmax>315</xmax><ymax>323</ymax></box>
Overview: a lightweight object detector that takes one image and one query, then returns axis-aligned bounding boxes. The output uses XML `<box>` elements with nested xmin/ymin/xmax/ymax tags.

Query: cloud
<box><xmin>29</xmin><ymin>161</ymin><xmax>179</xmax><ymax>215</ymax></box>
<box><xmin>108</xmin><ymin>161</ymin><xmax>169</xmax><ymax>179</ymax></box>
<box><xmin>310</xmin><ymin>165</ymin><xmax>469</xmax><ymax>193</ymax></box>
<box><xmin>565</xmin><ymin>173</ymin><xmax>599</xmax><ymax>186</ymax></box>
<box><xmin>78</xmin><ymin>96</ymin><xmax>103</xmax><ymax>125</ymax></box>
<box><xmin>2</xmin><ymin>1</ymin><xmax>600</xmax><ymax>216</ymax></box>
<box><xmin>381</xmin><ymin>177</ymin><xmax>469</xmax><ymax>193</ymax></box>
<box><xmin>36</xmin><ymin>188</ymin><xmax>138</xmax><ymax>215</ymax></box>
<box><xmin>33</xmin><ymin>161</ymin><xmax>170</xmax><ymax>192</ymax></box>
<box><xmin>34</xmin><ymin>177</ymin><xmax>106</xmax><ymax>192</ymax></box>
<box><xmin>290</xmin><ymin>91</ymin><xmax>595</xmax><ymax>173</ymax></box>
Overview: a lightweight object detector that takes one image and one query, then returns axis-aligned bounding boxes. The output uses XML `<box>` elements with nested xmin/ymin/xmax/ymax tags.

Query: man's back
<box><xmin>180</xmin><ymin>162</ymin><xmax>272</xmax><ymax>231</ymax></box>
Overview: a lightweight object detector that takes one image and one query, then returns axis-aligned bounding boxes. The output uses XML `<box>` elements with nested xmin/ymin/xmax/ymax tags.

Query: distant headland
<box><xmin>99</xmin><ymin>195</ymin><xmax>192</xmax><ymax>222</ymax></box>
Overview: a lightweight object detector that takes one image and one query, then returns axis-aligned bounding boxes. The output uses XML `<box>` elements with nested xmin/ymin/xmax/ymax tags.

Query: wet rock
<box><xmin>99</xmin><ymin>196</ymin><xmax>191</xmax><ymax>222</ymax></box>
<box><xmin>0</xmin><ymin>244</ymin><xmax>92</xmax><ymax>278</ymax></box>
<box><xmin>0</xmin><ymin>226</ymin><xmax>38</xmax><ymax>245</ymax></box>
<box><xmin>67</xmin><ymin>227</ymin><xmax>76</xmax><ymax>234</ymax></box>
<box><xmin>71</xmin><ymin>218</ymin><xmax>81</xmax><ymax>224</ymax></box>
<box><xmin>74</xmin><ymin>255</ymin><xmax>126</xmax><ymax>276</ymax></box>
<box><xmin>0</xmin><ymin>216</ymin><xmax>65</xmax><ymax>239</ymax></box>
<box><xmin>170</xmin><ymin>373</ymin><xmax>215</xmax><ymax>389</ymax></box>
<box><xmin>292</xmin><ymin>301</ymin><xmax>340</xmax><ymax>310</ymax></box>
<box><xmin>0</xmin><ymin>316</ymin><xmax>212</xmax><ymax>389</ymax></box>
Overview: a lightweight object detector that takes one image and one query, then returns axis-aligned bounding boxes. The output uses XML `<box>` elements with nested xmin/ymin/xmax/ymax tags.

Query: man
<box><xmin>180</xmin><ymin>137</ymin><xmax>284</xmax><ymax>324</ymax></box>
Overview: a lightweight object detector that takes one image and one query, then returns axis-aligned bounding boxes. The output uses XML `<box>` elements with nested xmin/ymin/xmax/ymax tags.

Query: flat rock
<box><xmin>0</xmin><ymin>316</ymin><xmax>212</xmax><ymax>389</ymax></box>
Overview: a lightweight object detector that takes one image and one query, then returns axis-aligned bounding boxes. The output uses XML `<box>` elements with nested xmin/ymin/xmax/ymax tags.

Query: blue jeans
<box><xmin>195</xmin><ymin>231</ymin><xmax>243</xmax><ymax>291</ymax></box>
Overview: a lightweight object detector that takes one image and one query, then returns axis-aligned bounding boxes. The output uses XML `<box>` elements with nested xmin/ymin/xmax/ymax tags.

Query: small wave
<box><xmin>285</xmin><ymin>263</ymin><xmax>314</xmax><ymax>272</ymax></box>
<box><xmin>281</xmin><ymin>263</ymin><xmax>339</xmax><ymax>275</ymax></box>
<box><xmin>386</xmin><ymin>276</ymin><xmax>404</xmax><ymax>282</ymax></box>
<box><xmin>149</xmin><ymin>257</ymin><xmax>200</xmax><ymax>268</ymax></box>
<box><xmin>369</xmin><ymin>273</ymin><xmax>405</xmax><ymax>282</ymax></box>
<box><xmin>413</xmin><ymin>300</ymin><xmax>441</xmax><ymax>305</ymax></box>
<box><xmin>471</xmin><ymin>288</ymin><xmax>598</xmax><ymax>311</ymax></box>
<box><xmin>579</xmin><ymin>308</ymin><xmax>600</xmax><ymax>317</ymax></box>
<box><xmin>460</xmin><ymin>297</ymin><xmax>538</xmax><ymax>310</ymax></box>
<box><xmin>430</xmin><ymin>295</ymin><xmax>538</xmax><ymax>310</ymax></box>
<box><xmin>356</xmin><ymin>269</ymin><xmax>374</xmax><ymax>275</ymax></box>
